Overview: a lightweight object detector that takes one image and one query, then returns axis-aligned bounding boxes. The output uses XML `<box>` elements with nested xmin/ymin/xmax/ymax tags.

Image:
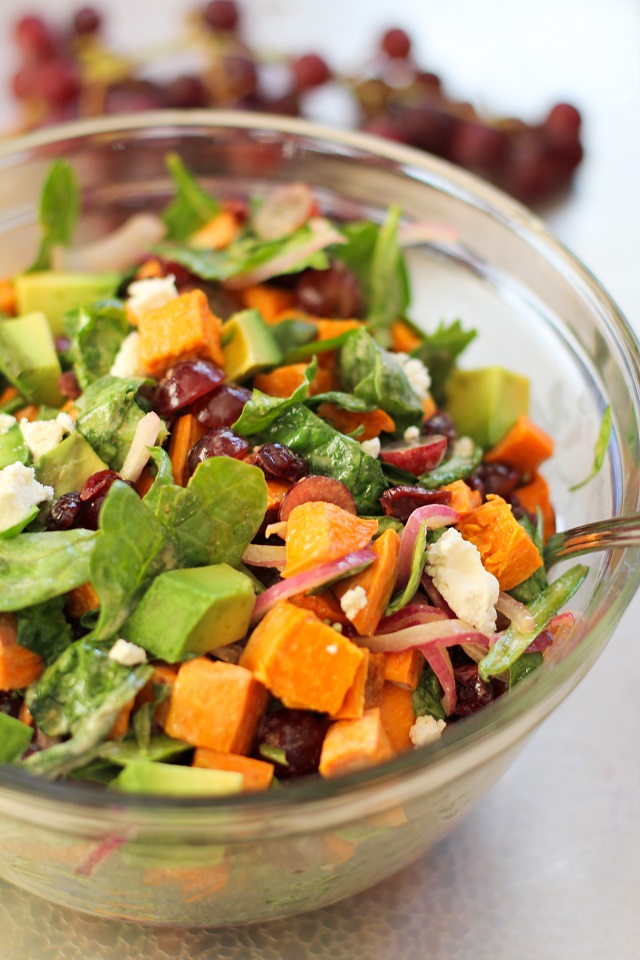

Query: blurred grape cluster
<box><xmin>9</xmin><ymin>1</ymin><xmax>583</xmax><ymax>205</ymax></box>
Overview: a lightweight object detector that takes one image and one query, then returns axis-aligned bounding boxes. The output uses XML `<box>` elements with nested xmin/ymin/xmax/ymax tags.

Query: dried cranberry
<box><xmin>451</xmin><ymin>664</ymin><xmax>495</xmax><ymax>719</ymax></box>
<box><xmin>45</xmin><ymin>492</ymin><xmax>83</xmax><ymax>531</ymax></box>
<box><xmin>468</xmin><ymin>462</ymin><xmax>522</xmax><ymax>501</ymax></box>
<box><xmin>154</xmin><ymin>359</ymin><xmax>225</xmax><ymax>417</ymax></box>
<box><xmin>379</xmin><ymin>485</ymin><xmax>452</xmax><ymax>522</ymax></box>
<box><xmin>421</xmin><ymin>410</ymin><xmax>457</xmax><ymax>453</ymax></box>
<box><xmin>80</xmin><ymin>470</ymin><xmax>121</xmax><ymax>502</ymax></box>
<box><xmin>58</xmin><ymin>370</ymin><xmax>81</xmax><ymax>400</ymax></box>
<box><xmin>257</xmin><ymin>709</ymin><xmax>330</xmax><ymax>778</ymax></box>
<box><xmin>251</xmin><ymin>443</ymin><xmax>309</xmax><ymax>483</ymax></box>
<box><xmin>294</xmin><ymin>260</ymin><xmax>364</xmax><ymax>318</ymax></box>
<box><xmin>189</xmin><ymin>383</ymin><xmax>252</xmax><ymax>429</ymax></box>
<box><xmin>187</xmin><ymin>427</ymin><xmax>250</xmax><ymax>476</ymax></box>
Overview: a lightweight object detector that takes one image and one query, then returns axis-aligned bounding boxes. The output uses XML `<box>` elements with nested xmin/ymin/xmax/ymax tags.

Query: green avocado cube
<box><xmin>114</xmin><ymin>760</ymin><xmax>243</xmax><ymax>797</ymax></box>
<box><xmin>222</xmin><ymin>309</ymin><xmax>283</xmax><ymax>382</ymax></box>
<box><xmin>14</xmin><ymin>271</ymin><xmax>121</xmax><ymax>337</ymax></box>
<box><xmin>35</xmin><ymin>431</ymin><xmax>108</xmax><ymax>497</ymax></box>
<box><xmin>123</xmin><ymin>563</ymin><xmax>255</xmax><ymax>662</ymax></box>
<box><xmin>0</xmin><ymin>311</ymin><xmax>63</xmax><ymax>407</ymax></box>
<box><xmin>445</xmin><ymin>366</ymin><xmax>529</xmax><ymax>448</ymax></box>
<box><xmin>0</xmin><ymin>419</ymin><xmax>30</xmax><ymax>470</ymax></box>
<box><xmin>0</xmin><ymin>712</ymin><xmax>34</xmax><ymax>763</ymax></box>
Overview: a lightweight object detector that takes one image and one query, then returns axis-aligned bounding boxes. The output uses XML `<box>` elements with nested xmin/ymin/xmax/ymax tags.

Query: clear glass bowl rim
<box><xmin>0</xmin><ymin>110</ymin><xmax>639</xmax><ymax>831</ymax></box>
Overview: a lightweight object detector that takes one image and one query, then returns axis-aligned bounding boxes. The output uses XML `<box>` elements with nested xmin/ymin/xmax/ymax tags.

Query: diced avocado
<box><xmin>113</xmin><ymin>760</ymin><xmax>243</xmax><ymax>797</ymax></box>
<box><xmin>222</xmin><ymin>309</ymin><xmax>283</xmax><ymax>382</ymax></box>
<box><xmin>0</xmin><ymin>712</ymin><xmax>34</xmax><ymax>763</ymax></box>
<box><xmin>35</xmin><ymin>431</ymin><xmax>108</xmax><ymax>497</ymax></box>
<box><xmin>123</xmin><ymin>563</ymin><xmax>255</xmax><ymax>662</ymax></box>
<box><xmin>14</xmin><ymin>271</ymin><xmax>121</xmax><ymax>337</ymax></box>
<box><xmin>0</xmin><ymin>311</ymin><xmax>63</xmax><ymax>407</ymax></box>
<box><xmin>445</xmin><ymin>366</ymin><xmax>529</xmax><ymax>448</ymax></box>
<box><xmin>0</xmin><ymin>420</ymin><xmax>30</xmax><ymax>470</ymax></box>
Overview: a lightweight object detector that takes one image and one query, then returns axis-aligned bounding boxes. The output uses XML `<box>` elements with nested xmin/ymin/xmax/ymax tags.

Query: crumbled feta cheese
<box><xmin>452</xmin><ymin>435</ymin><xmax>475</xmax><ymax>458</ymax></box>
<box><xmin>108</xmin><ymin>639</ymin><xmax>148</xmax><ymax>667</ymax></box>
<box><xmin>360</xmin><ymin>437</ymin><xmax>381</xmax><ymax>458</ymax></box>
<box><xmin>403</xmin><ymin>425</ymin><xmax>420</xmax><ymax>442</ymax></box>
<box><xmin>410</xmin><ymin>714</ymin><xmax>446</xmax><ymax>748</ymax></box>
<box><xmin>126</xmin><ymin>274</ymin><xmax>178</xmax><ymax>320</ymax></box>
<box><xmin>109</xmin><ymin>330</ymin><xmax>149</xmax><ymax>379</ymax></box>
<box><xmin>325</xmin><ymin>644</ymin><xmax>338</xmax><ymax>655</ymax></box>
<box><xmin>339</xmin><ymin>585</ymin><xmax>368</xmax><ymax>620</ymax></box>
<box><xmin>19</xmin><ymin>413</ymin><xmax>75</xmax><ymax>463</ymax></box>
<box><xmin>426</xmin><ymin>527</ymin><xmax>499</xmax><ymax>637</ymax></box>
<box><xmin>0</xmin><ymin>462</ymin><xmax>53</xmax><ymax>534</ymax></box>
<box><xmin>395</xmin><ymin>353</ymin><xmax>431</xmax><ymax>401</ymax></box>
<box><xmin>0</xmin><ymin>413</ymin><xmax>17</xmax><ymax>435</ymax></box>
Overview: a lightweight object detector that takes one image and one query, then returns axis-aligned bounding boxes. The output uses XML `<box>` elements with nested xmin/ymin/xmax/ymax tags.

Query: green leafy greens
<box><xmin>28</xmin><ymin>159</ymin><xmax>79</xmax><ymax>272</ymax></box>
<box><xmin>410</xmin><ymin>319</ymin><xmax>477</xmax><ymax>407</ymax></box>
<box><xmin>161</xmin><ymin>152</ymin><xmax>221</xmax><ymax>241</ymax></box>
<box><xmin>569</xmin><ymin>405</ymin><xmax>611</xmax><ymax>491</ymax></box>
<box><xmin>64</xmin><ymin>301</ymin><xmax>129</xmax><ymax>390</ymax></box>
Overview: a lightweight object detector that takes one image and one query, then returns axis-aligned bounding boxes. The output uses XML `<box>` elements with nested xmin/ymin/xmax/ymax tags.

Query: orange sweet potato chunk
<box><xmin>383</xmin><ymin>648</ymin><xmax>425</xmax><ymax>690</ymax></box>
<box><xmin>193</xmin><ymin>748</ymin><xmax>274</xmax><ymax>792</ymax></box>
<box><xmin>239</xmin><ymin>284</ymin><xmax>295</xmax><ymax>322</ymax></box>
<box><xmin>514</xmin><ymin>472</ymin><xmax>556</xmax><ymax>542</ymax></box>
<box><xmin>319</xmin><ymin>708</ymin><xmax>394</xmax><ymax>778</ymax></box>
<box><xmin>391</xmin><ymin>320</ymin><xmax>421</xmax><ymax>353</ymax></box>
<box><xmin>289</xmin><ymin>590</ymin><xmax>349</xmax><ymax>627</ymax></box>
<box><xmin>239</xmin><ymin>600</ymin><xmax>364</xmax><ymax>716</ymax></box>
<box><xmin>440</xmin><ymin>479</ymin><xmax>482</xmax><ymax>518</ymax></box>
<box><xmin>334</xmin><ymin>648</ymin><xmax>370</xmax><ymax>720</ymax></box>
<box><xmin>138</xmin><ymin>289</ymin><xmax>225</xmax><ymax>377</ymax></box>
<box><xmin>378</xmin><ymin>681</ymin><xmax>416</xmax><ymax>753</ymax></box>
<box><xmin>108</xmin><ymin>699</ymin><xmax>135</xmax><ymax>741</ymax></box>
<box><xmin>456</xmin><ymin>494</ymin><xmax>543</xmax><ymax>591</ymax></box>
<box><xmin>253</xmin><ymin>363</ymin><xmax>333</xmax><ymax>398</ymax></box>
<box><xmin>0</xmin><ymin>614</ymin><xmax>44</xmax><ymax>691</ymax></box>
<box><xmin>316</xmin><ymin>403</ymin><xmax>396</xmax><ymax>441</ymax></box>
<box><xmin>282</xmin><ymin>501</ymin><xmax>378</xmax><ymax>579</ymax></box>
<box><xmin>164</xmin><ymin>658</ymin><xmax>268</xmax><ymax>754</ymax></box>
<box><xmin>168</xmin><ymin>413</ymin><xmax>208</xmax><ymax>486</ymax></box>
<box><xmin>484</xmin><ymin>414</ymin><xmax>554</xmax><ymax>475</ymax></box>
<box><xmin>135</xmin><ymin>662</ymin><xmax>179</xmax><ymax>729</ymax></box>
<box><xmin>190</xmin><ymin>210</ymin><xmax>241</xmax><ymax>250</ymax></box>
<box><xmin>333</xmin><ymin>528</ymin><xmax>400</xmax><ymax>636</ymax></box>
<box><xmin>66</xmin><ymin>582</ymin><xmax>100</xmax><ymax>619</ymax></box>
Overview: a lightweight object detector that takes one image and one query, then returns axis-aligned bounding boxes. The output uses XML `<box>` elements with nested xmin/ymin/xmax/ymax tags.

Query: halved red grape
<box><xmin>293</xmin><ymin>261</ymin><xmax>364</xmax><ymax>318</ymax></box>
<box><xmin>154</xmin><ymin>359</ymin><xmax>225</xmax><ymax>416</ymax></box>
<box><xmin>279</xmin><ymin>475</ymin><xmax>357</xmax><ymax>520</ymax></box>
<box><xmin>187</xmin><ymin>427</ymin><xmax>251</xmax><ymax>476</ymax></box>
<box><xmin>380</xmin><ymin>435</ymin><xmax>447</xmax><ymax>475</ymax></box>
<box><xmin>190</xmin><ymin>383</ymin><xmax>252</xmax><ymax>429</ymax></box>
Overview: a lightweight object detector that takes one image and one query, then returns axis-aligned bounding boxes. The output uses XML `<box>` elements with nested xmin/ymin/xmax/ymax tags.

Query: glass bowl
<box><xmin>0</xmin><ymin>111</ymin><xmax>639</xmax><ymax>927</ymax></box>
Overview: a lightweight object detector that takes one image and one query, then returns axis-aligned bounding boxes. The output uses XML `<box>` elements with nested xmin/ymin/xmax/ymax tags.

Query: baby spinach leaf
<box><xmin>271</xmin><ymin>318</ymin><xmax>318</xmax><ymax>356</ymax></box>
<box><xmin>333</xmin><ymin>220</ymin><xmax>378</xmax><ymax>291</ymax></box>
<box><xmin>153</xmin><ymin>242</ymin><xmax>232</xmax><ymax>281</ymax></box>
<box><xmin>253</xmin><ymin>403</ymin><xmax>386</xmax><ymax>514</ymax></box>
<box><xmin>161</xmin><ymin>152</ymin><xmax>221</xmax><ymax>241</ymax></box>
<box><xmin>75</xmin><ymin>375</ymin><xmax>158</xmax><ymax>471</ymax></box>
<box><xmin>412</xmin><ymin>665</ymin><xmax>446</xmax><ymax>721</ymax></box>
<box><xmin>16</xmin><ymin>596</ymin><xmax>74</xmax><ymax>665</ymax></box>
<box><xmin>233</xmin><ymin>359</ymin><xmax>317</xmax><ymax>435</ymax></box>
<box><xmin>143</xmin><ymin>446</ymin><xmax>175</xmax><ymax>507</ymax></box>
<box><xmin>411</xmin><ymin>319</ymin><xmax>477</xmax><ymax>407</ymax></box>
<box><xmin>366</xmin><ymin>206</ymin><xmax>410</xmax><ymax>343</ymax></box>
<box><xmin>64</xmin><ymin>300</ymin><xmax>129</xmax><ymax>390</ymax></box>
<box><xmin>96</xmin><ymin>734</ymin><xmax>191</xmax><ymax>767</ymax></box>
<box><xmin>0</xmin><ymin>529</ymin><xmax>97</xmax><ymax>612</ymax></box>
<box><xmin>339</xmin><ymin>328</ymin><xmax>422</xmax><ymax>429</ymax></box>
<box><xmin>305</xmin><ymin>391</ymin><xmax>376</xmax><ymax>413</ymax></box>
<box><xmin>281</xmin><ymin>327</ymin><xmax>359</xmax><ymax>365</ymax></box>
<box><xmin>419</xmin><ymin>442</ymin><xmax>483</xmax><ymax>489</ymax></box>
<box><xmin>509</xmin><ymin>650</ymin><xmax>544</xmax><ymax>687</ymax></box>
<box><xmin>28</xmin><ymin>159</ymin><xmax>79</xmax><ymax>272</ymax></box>
<box><xmin>90</xmin><ymin>481</ymin><xmax>177</xmax><ymax>641</ymax></box>
<box><xmin>386</xmin><ymin>520</ymin><xmax>428</xmax><ymax>614</ymax></box>
<box><xmin>569</xmin><ymin>405</ymin><xmax>611</xmax><ymax>491</ymax></box>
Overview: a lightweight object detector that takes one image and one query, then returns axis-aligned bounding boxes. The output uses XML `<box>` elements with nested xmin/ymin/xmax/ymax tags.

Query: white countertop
<box><xmin>1</xmin><ymin>2</ymin><xmax>639</xmax><ymax>957</ymax></box>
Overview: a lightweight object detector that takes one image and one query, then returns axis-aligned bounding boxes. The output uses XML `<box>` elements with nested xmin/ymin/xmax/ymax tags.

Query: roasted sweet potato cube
<box><xmin>383</xmin><ymin>648</ymin><xmax>425</xmax><ymax>690</ymax></box>
<box><xmin>138</xmin><ymin>289</ymin><xmax>225</xmax><ymax>378</ymax></box>
<box><xmin>282</xmin><ymin>501</ymin><xmax>378</xmax><ymax>579</ymax></box>
<box><xmin>193</xmin><ymin>748</ymin><xmax>274</xmax><ymax>792</ymax></box>
<box><xmin>333</xmin><ymin>528</ymin><xmax>400</xmax><ymax>636</ymax></box>
<box><xmin>165</xmin><ymin>658</ymin><xmax>268</xmax><ymax>753</ymax></box>
<box><xmin>319</xmin><ymin>708</ymin><xmax>394</xmax><ymax>778</ymax></box>
<box><xmin>378</xmin><ymin>681</ymin><xmax>416</xmax><ymax>753</ymax></box>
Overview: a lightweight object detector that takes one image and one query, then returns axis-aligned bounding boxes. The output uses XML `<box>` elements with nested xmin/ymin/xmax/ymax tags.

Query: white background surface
<box><xmin>0</xmin><ymin>1</ymin><xmax>639</xmax><ymax>957</ymax></box>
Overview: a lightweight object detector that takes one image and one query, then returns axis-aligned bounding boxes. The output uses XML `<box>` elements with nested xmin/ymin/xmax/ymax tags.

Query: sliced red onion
<box><xmin>225</xmin><ymin>217</ymin><xmax>346</xmax><ymax>290</ymax></box>
<box><xmin>76</xmin><ymin>835</ymin><xmax>125</xmax><ymax>878</ymax></box>
<box><xmin>541</xmin><ymin>612</ymin><xmax>580</xmax><ymax>664</ymax></box>
<box><xmin>52</xmin><ymin>214</ymin><xmax>166</xmax><ymax>273</ymax></box>
<box><xmin>399</xmin><ymin>221</ymin><xmax>460</xmax><ymax>248</ymax></box>
<box><xmin>460</xmin><ymin>641</ymin><xmax>491</xmax><ymax>663</ymax></box>
<box><xmin>421</xmin><ymin>644</ymin><xmax>457</xmax><ymax>716</ymax></box>
<box><xmin>421</xmin><ymin>572</ymin><xmax>456</xmax><ymax>617</ymax></box>
<box><xmin>495</xmin><ymin>592</ymin><xmax>536</xmax><ymax>633</ymax></box>
<box><xmin>376</xmin><ymin>603</ymin><xmax>447</xmax><ymax>634</ymax></box>
<box><xmin>119</xmin><ymin>411</ymin><xmax>162</xmax><ymax>483</ymax></box>
<box><xmin>356</xmin><ymin>618</ymin><xmax>487</xmax><ymax>654</ymax></box>
<box><xmin>396</xmin><ymin>504</ymin><xmax>459</xmax><ymax>592</ymax></box>
<box><xmin>242</xmin><ymin>544</ymin><xmax>287</xmax><ymax>569</ymax></box>
<box><xmin>250</xmin><ymin>547</ymin><xmax>376</xmax><ymax>625</ymax></box>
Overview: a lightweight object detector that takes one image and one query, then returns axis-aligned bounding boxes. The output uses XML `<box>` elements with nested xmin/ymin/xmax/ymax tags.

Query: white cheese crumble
<box><xmin>395</xmin><ymin>352</ymin><xmax>431</xmax><ymax>401</ymax></box>
<box><xmin>426</xmin><ymin>527</ymin><xmax>499</xmax><ymax>637</ymax></box>
<box><xmin>126</xmin><ymin>274</ymin><xmax>178</xmax><ymax>321</ymax></box>
<box><xmin>410</xmin><ymin>714</ymin><xmax>446</xmax><ymax>748</ymax></box>
<box><xmin>452</xmin><ymin>436</ymin><xmax>475</xmax><ymax>458</ymax></box>
<box><xmin>108</xmin><ymin>639</ymin><xmax>148</xmax><ymax>667</ymax></box>
<box><xmin>0</xmin><ymin>462</ymin><xmax>53</xmax><ymax>534</ymax></box>
<box><xmin>109</xmin><ymin>330</ymin><xmax>149</xmax><ymax>379</ymax></box>
<box><xmin>339</xmin><ymin>585</ymin><xmax>368</xmax><ymax>620</ymax></box>
<box><xmin>0</xmin><ymin>413</ymin><xmax>17</xmax><ymax>435</ymax></box>
<box><xmin>403</xmin><ymin>425</ymin><xmax>420</xmax><ymax>442</ymax></box>
<box><xmin>19</xmin><ymin>412</ymin><xmax>75</xmax><ymax>463</ymax></box>
<box><xmin>360</xmin><ymin>437</ymin><xmax>381</xmax><ymax>458</ymax></box>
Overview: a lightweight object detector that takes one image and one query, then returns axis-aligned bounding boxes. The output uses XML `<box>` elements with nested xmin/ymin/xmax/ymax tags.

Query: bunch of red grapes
<box><xmin>10</xmin><ymin>1</ymin><xmax>583</xmax><ymax>205</ymax></box>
